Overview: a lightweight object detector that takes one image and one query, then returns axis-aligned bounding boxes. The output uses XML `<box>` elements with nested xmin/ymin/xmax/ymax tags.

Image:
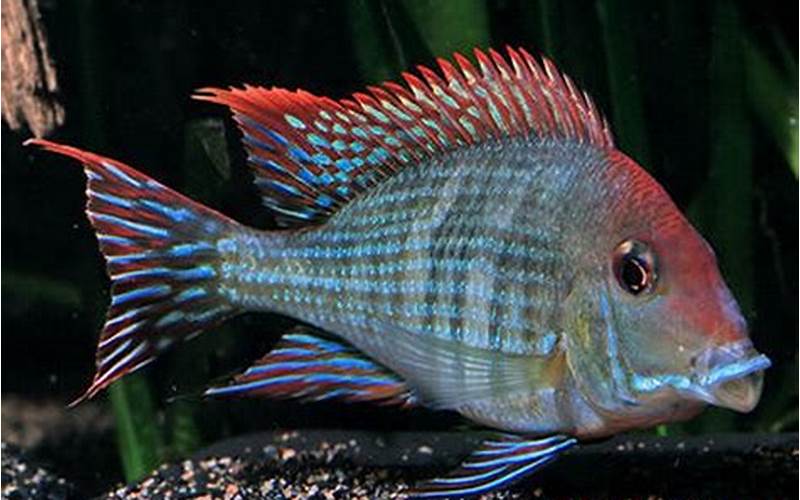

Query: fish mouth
<box><xmin>689</xmin><ymin>341</ymin><xmax>771</xmax><ymax>413</ymax></box>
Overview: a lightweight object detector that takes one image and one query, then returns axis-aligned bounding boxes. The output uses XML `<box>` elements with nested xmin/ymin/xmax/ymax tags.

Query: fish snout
<box><xmin>690</xmin><ymin>340</ymin><xmax>771</xmax><ymax>413</ymax></box>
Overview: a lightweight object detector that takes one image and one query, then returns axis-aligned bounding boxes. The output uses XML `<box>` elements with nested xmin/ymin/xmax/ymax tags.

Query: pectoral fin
<box><xmin>205</xmin><ymin>327</ymin><xmax>416</xmax><ymax>407</ymax></box>
<box><xmin>406</xmin><ymin>434</ymin><xmax>577</xmax><ymax>499</ymax></box>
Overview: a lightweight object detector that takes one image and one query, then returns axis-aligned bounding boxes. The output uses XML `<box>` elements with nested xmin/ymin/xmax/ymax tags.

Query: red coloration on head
<box><xmin>605</xmin><ymin>150</ymin><xmax>747</xmax><ymax>346</ymax></box>
<box><xmin>653</xmin><ymin>222</ymin><xmax>747</xmax><ymax>344</ymax></box>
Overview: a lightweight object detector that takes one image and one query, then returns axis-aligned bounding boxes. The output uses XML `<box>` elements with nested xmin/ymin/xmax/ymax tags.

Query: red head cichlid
<box><xmin>28</xmin><ymin>47</ymin><xmax>770</xmax><ymax>498</ymax></box>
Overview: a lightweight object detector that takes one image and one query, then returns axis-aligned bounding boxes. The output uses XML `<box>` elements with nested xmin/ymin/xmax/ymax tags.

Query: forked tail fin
<box><xmin>26</xmin><ymin>139</ymin><xmax>241</xmax><ymax>403</ymax></box>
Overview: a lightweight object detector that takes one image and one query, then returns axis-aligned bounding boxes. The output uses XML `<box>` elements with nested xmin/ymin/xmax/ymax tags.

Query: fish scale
<box><xmin>217</xmin><ymin>139</ymin><xmax>595</xmax><ymax>359</ymax></box>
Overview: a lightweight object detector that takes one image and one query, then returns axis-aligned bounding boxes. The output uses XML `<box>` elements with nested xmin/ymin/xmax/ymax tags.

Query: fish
<box><xmin>27</xmin><ymin>46</ymin><xmax>771</xmax><ymax>498</ymax></box>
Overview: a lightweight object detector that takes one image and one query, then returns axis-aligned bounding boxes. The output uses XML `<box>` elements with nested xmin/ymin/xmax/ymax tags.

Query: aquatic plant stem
<box><xmin>109</xmin><ymin>375</ymin><xmax>163</xmax><ymax>481</ymax></box>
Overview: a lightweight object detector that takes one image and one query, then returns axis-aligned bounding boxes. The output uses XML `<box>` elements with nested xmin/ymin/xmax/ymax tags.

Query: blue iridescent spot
<box><xmin>92</xmin><ymin>213</ymin><xmax>169</xmax><ymax>238</ymax></box>
<box><xmin>384</xmin><ymin>103</ymin><xmax>412</xmax><ymax>122</ymax></box>
<box><xmin>307</xmin><ymin>133</ymin><xmax>330</xmax><ymax>149</ymax></box>
<box><xmin>384</xmin><ymin>136</ymin><xmax>402</xmax><ymax>147</ymax></box>
<box><xmin>285</xmin><ymin>114</ymin><xmax>306</xmax><ymax>129</ymax></box>
<box><xmin>316</xmin><ymin>194</ymin><xmax>334</xmax><ymax>208</ymax></box>
<box><xmin>459</xmin><ymin>116</ymin><xmax>478</xmax><ymax>137</ymax></box>
<box><xmin>367</xmin><ymin>107</ymin><xmax>390</xmax><ymax>124</ymax></box>
<box><xmin>259</xmin><ymin>129</ymin><xmax>287</xmax><ymax>148</ymax></box>
<box><xmin>297</xmin><ymin>168</ymin><xmax>317</xmax><ymax>185</ymax></box>
<box><xmin>175</xmin><ymin>265</ymin><xmax>216</xmax><ymax>281</ymax></box>
<box><xmin>365</xmin><ymin>147</ymin><xmax>390</xmax><ymax>165</ymax></box>
<box><xmin>112</xmin><ymin>284</ymin><xmax>171</xmax><ymax>306</ymax></box>
<box><xmin>335</xmin><ymin>158</ymin><xmax>353</xmax><ymax>172</ymax></box>
<box><xmin>289</xmin><ymin>145</ymin><xmax>313</xmax><ymax>164</ymax></box>
<box><xmin>92</xmin><ymin>191</ymin><xmax>133</xmax><ymax>209</ymax></box>
<box><xmin>175</xmin><ymin>287</ymin><xmax>207</xmax><ymax>303</ymax></box>
<box><xmin>312</xmin><ymin>153</ymin><xmax>332</xmax><ymax>166</ymax></box>
<box><xmin>141</xmin><ymin>200</ymin><xmax>194</xmax><ymax>222</ymax></box>
<box><xmin>267</xmin><ymin>180</ymin><xmax>303</xmax><ymax>197</ymax></box>
<box><xmin>349</xmin><ymin>141</ymin><xmax>365</xmax><ymax>153</ymax></box>
<box><xmin>242</xmin><ymin>116</ymin><xmax>288</xmax><ymax>147</ymax></box>
<box><xmin>250</xmin><ymin>156</ymin><xmax>290</xmax><ymax>176</ymax></box>
<box><xmin>103</xmin><ymin>163</ymin><xmax>141</xmax><ymax>188</ymax></box>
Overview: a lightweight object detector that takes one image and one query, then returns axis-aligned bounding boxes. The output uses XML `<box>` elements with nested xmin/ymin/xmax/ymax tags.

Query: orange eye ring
<box><xmin>613</xmin><ymin>240</ymin><xmax>657</xmax><ymax>296</ymax></box>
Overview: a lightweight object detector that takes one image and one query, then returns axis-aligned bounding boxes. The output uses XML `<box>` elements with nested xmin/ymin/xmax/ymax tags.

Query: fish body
<box><xmin>225</xmin><ymin>138</ymin><xmax>602</xmax><ymax>435</ymax></box>
<box><xmin>29</xmin><ymin>47</ymin><xmax>770</xmax><ymax>497</ymax></box>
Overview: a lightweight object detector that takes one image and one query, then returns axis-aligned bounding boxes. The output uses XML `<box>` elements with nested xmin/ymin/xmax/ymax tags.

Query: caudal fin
<box><xmin>27</xmin><ymin>139</ymin><xmax>240</xmax><ymax>403</ymax></box>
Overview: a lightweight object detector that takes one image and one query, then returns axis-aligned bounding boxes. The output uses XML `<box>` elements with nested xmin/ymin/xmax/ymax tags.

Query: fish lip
<box><xmin>688</xmin><ymin>341</ymin><xmax>771</xmax><ymax>413</ymax></box>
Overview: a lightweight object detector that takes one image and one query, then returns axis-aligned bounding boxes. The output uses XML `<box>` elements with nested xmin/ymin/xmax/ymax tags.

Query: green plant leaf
<box><xmin>744</xmin><ymin>35</ymin><xmax>798</xmax><ymax>177</ymax></box>
<box><xmin>109</xmin><ymin>375</ymin><xmax>164</xmax><ymax>481</ymax></box>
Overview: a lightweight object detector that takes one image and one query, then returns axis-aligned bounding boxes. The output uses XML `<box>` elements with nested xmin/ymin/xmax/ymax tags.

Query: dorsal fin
<box><xmin>195</xmin><ymin>46</ymin><xmax>614</xmax><ymax>226</ymax></box>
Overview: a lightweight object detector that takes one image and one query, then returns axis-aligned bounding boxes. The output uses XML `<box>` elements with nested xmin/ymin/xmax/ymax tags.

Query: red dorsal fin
<box><xmin>194</xmin><ymin>47</ymin><xmax>614</xmax><ymax>226</ymax></box>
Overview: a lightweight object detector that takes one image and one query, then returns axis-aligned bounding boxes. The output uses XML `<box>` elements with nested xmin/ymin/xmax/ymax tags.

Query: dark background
<box><xmin>2</xmin><ymin>0</ymin><xmax>797</xmax><ymax>488</ymax></box>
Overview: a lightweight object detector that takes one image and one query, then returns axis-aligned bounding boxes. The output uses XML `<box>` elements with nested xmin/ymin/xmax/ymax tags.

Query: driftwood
<box><xmin>2</xmin><ymin>0</ymin><xmax>64</xmax><ymax>137</ymax></box>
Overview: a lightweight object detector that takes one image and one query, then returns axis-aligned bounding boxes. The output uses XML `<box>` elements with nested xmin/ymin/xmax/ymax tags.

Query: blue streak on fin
<box><xmin>406</xmin><ymin>434</ymin><xmax>577</xmax><ymax>498</ymax></box>
<box><xmin>26</xmin><ymin>139</ymin><xmax>242</xmax><ymax>404</ymax></box>
<box><xmin>205</xmin><ymin>327</ymin><xmax>416</xmax><ymax>407</ymax></box>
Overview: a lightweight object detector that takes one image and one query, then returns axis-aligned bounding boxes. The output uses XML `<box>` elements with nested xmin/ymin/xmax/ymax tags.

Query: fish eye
<box><xmin>613</xmin><ymin>240</ymin><xmax>657</xmax><ymax>296</ymax></box>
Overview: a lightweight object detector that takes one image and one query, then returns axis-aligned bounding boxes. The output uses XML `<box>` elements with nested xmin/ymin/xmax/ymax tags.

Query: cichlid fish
<box><xmin>29</xmin><ymin>47</ymin><xmax>770</xmax><ymax>498</ymax></box>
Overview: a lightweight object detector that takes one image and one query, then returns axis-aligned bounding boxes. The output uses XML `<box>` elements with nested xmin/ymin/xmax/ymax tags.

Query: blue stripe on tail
<box><xmin>26</xmin><ymin>139</ymin><xmax>244</xmax><ymax>404</ymax></box>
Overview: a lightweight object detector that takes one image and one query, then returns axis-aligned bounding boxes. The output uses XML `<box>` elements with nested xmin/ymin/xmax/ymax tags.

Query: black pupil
<box><xmin>621</xmin><ymin>255</ymin><xmax>649</xmax><ymax>294</ymax></box>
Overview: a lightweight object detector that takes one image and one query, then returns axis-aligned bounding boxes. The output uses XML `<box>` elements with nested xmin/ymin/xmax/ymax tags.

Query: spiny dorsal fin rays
<box><xmin>194</xmin><ymin>46</ymin><xmax>615</xmax><ymax>227</ymax></box>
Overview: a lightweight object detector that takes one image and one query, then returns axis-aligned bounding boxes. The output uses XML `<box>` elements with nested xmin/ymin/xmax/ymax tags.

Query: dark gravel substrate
<box><xmin>102</xmin><ymin>431</ymin><xmax>798</xmax><ymax>499</ymax></box>
<box><xmin>2</xmin><ymin>442</ymin><xmax>74</xmax><ymax>500</ymax></box>
<box><xmin>1</xmin><ymin>396</ymin><xmax>117</xmax><ymax>497</ymax></box>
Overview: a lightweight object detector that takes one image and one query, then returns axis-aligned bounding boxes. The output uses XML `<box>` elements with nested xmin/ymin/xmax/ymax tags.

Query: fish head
<box><xmin>563</xmin><ymin>153</ymin><xmax>770</xmax><ymax>434</ymax></box>
<box><xmin>607</xmin><ymin>224</ymin><xmax>770</xmax><ymax>413</ymax></box>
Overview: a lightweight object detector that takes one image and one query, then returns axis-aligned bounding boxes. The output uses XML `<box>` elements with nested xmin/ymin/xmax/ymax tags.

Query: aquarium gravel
<box><xmin>100</xmin><ymin>437</ymin><xmax>525</xmax><ymax>500</ymax></box>
<box><xmin>1</xmin><ymin>442</ymin><xmax>72</xmax><ymax>500</ymax></box>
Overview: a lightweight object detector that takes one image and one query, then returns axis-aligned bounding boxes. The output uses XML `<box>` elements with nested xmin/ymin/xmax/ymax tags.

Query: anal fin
<box><xmin>406</xmin><ymin>434</ymin><xmax>577</xmax><ymax>498</ymax></box>
<box><xmin>205</xmin><ymin>327</ymin><xmax>416</xmax><ymax>407</ymax></box>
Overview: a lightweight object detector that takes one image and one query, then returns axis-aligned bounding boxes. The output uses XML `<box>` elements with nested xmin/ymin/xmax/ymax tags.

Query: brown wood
<box><xmin>2</xmin><ymin>0</ymin><xmax>64</xmax><ymax>137</ymax></box>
